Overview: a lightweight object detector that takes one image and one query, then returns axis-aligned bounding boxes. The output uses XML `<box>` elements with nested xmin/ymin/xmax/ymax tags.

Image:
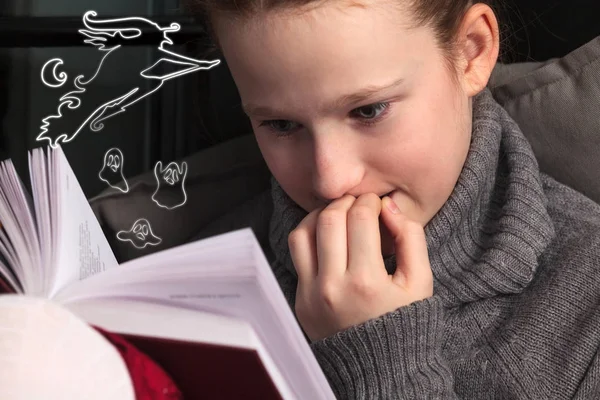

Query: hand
<box><xmin>288</xmin><ymin>193</ymin><xmax>433</xmax><ymax>341</ymax></box>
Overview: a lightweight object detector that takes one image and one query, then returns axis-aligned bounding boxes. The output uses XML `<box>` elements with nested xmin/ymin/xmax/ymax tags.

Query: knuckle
<box><xmin>338</xmin><ymin>194</ymin><xmax>357</xmax><ymax>204</ymax></box>
<box><xmin>405</xmin><ymin>220</ymin><xmax>425</xmax><ymax>236</ymax></box>
<box><xmin>317</xmin><ymin>280</ymin><xmax>339</xmax><ymax>309</ymax></box>
<box><xmin>405</xmin><ymin>219</ymin><xmax>421</xmax><ymax>229</ymax></box>
<box><xmin>348</xmin><ymin>205</ymin><xmax>374</xmax><ymax>222</ymax></box>
<box><xmin>288</xmin><ymin>228</ymin><xmax>305</xmax><ymax>248</ymax></box>
<box><xmin>360</xmin><ymin>192</ymin><xmax>380</xmax><ymax>203</ymax></box>
<box><xmin>317</xmin><ymin>209</ymin><xmax>345</xmax><ymax>227</ymax></box>
<box><xmin>348</xmin><ymin>276</ymin><xmax>377</xmax><ymax>300</ymax></box>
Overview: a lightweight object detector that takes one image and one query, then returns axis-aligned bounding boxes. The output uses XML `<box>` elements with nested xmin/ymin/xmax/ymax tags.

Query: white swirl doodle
<box><xmin>37</xmin><ymin>10</ymin><xmax>221</xmax><ymax>149</ymax></box>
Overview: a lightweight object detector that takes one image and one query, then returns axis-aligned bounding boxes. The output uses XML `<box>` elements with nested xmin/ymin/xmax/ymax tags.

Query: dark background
<box><xmin>0</xmin><ymin>0</ymin><xmax>599</xmax><ymax>198</ymax></box>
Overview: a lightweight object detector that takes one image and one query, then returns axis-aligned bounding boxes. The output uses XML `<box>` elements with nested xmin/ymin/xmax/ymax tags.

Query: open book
<box><xmin>0</xmin><ymin>145</ymin><xmax>335</xmax><ymax>400</ymax></box>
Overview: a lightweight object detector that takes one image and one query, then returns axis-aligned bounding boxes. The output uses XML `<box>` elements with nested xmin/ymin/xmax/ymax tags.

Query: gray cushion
<box><xmin>90</xmin><ymin>35</ymin><xmax>600</xmax><ymax>262</ymax></box>
<box><xmin>490</xmin><ymin>35</ymin><xmax>600</xmax><ymax>203</ymax></box>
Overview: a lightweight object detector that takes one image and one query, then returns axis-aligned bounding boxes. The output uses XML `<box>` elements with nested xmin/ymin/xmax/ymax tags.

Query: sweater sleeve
<box><xmin>573</xmin><ymin>346</ymin><xmax>600</xmax><ymax>399</ymax></box>
<box><xmin>309</xmin><ymin>296</ymin><xmax>459</xmax><ymax>399</ymax></box>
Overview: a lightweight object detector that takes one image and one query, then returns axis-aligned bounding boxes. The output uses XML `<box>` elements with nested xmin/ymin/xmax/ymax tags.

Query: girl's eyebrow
<box><xmin>243</xmin><ymin>76</ymin><xmax>405</xmax><ymax>118</ymax></box>
<box><xmin>327</xmin><ymin>77</ymin><xmax>405</xmax><ymax>111</ymax></box>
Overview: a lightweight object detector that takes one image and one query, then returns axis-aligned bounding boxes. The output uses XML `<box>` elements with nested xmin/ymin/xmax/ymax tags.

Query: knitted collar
<box><xmin>268</xmin><ymin>88</ymin><xmax>555</xmax><ymax>307</ymax></box>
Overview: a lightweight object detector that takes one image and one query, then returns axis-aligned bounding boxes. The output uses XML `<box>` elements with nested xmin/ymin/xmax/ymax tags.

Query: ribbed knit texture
<box><xmin>267</xmin><ymin>88</ymin><xmax>600</xmax><ymax>399</ymax></box>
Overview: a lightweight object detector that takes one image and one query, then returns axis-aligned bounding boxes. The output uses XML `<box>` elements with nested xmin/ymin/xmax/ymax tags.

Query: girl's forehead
<box><xmin>213</xmin><ymin>0</ymin><xmax>436</xmax><ymax>112</ymax></box>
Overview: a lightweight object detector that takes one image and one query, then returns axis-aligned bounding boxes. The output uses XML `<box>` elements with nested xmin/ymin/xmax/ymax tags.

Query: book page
<box><xmin>49</xmin><ymin>146</ymin><xmax>118</xmax><ymax>298</ymax></box>
<box><xmin>29</xmin><ymin>149</ymin><xmax>52</xmax><ymax>293</ymax></box>
<box><xmin>0</xmin><ymin>158</ymin><xmax>42</xmax><ymax>295</ymax></box>
<box><xmin>0</xmin><ymin>228</ymin><xmax>23</xmax><ymax>293</ymax></box>
<box><xmin>55</xmin><ymin>228</ymin><xmax>335</xmax><ymax>400</ymax></box>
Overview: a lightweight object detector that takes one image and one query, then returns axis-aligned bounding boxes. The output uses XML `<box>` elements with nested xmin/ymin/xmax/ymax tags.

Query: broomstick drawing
<box><xmin>38</xmin><ymin>10</ymin><xmax>220</xmax><ymax>148</ymax></box>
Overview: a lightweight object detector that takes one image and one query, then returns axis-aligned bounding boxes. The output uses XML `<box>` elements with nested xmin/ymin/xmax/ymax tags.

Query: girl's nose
<box><xmin>311</xmin><ymin>135</ymin><xmax>362</xmax><ymax>203</ymax></box>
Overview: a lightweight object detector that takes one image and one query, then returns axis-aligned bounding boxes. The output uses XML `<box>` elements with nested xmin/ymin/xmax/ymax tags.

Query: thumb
<box><xmin>380</xmin><ymin>196</ymin><xmax>431</xmax><ymax>287</ymax></box>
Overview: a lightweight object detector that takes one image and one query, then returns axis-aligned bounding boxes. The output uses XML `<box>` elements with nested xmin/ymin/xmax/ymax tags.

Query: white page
<box><xmin>54</xmin><ymin>228</ymin><xmax>336</xmax><ymax>400</ymax></box>
<box><xmin>0</xmin><ymin>158</ymin><xmax>42</xmax><ymax>294</ymax></box>
<box><xmin>29</xmin><ymin>148</ymin><xmax>53</xmax><ymax>292</ymax></box>
<box><xmin>0</xmin><ymin>227</ymin><xmax>22</xmax><ymax>289</ymax></box>
<box><xmin>49</xmin><ymin>146</ymin><xmax>61</xmax><ymax>290</ymax></box>
<box><xmin>49</xmin><ymin>146</ymin><xmax>118</xmax><ymax>298</ymax></box>
<box><xmin>65</xmin><ymin>297</ymin><xmax>296</xmax><ymax>400</ymax></box>
<box><xmin>251</xmin><ymin>237</ymin><xmax>336</xmax><ymax>399</ymax></box>
<box><xmin>3</xmin><ymin>160</ymin><xmax>42</xmax><ymax>273</ymax></box>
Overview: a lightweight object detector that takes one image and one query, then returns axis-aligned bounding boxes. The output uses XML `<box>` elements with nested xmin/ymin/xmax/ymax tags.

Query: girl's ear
<box><xmin>455</xmin><ymin>3</ymin><xmax>500</xmax><ymax>97</ymax></box>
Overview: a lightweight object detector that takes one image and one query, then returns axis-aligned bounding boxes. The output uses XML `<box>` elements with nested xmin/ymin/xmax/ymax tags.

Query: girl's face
<box><xmin>214</xmin><ymin>1</ymin><xmax>474</xmax><ymax>253</ymax></box>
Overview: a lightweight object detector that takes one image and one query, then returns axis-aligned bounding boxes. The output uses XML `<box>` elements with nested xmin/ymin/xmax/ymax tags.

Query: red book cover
<box><xmin>120</xmin><ymin>333</ymin><xmax>284</xmax><ymax>400</ymax></box>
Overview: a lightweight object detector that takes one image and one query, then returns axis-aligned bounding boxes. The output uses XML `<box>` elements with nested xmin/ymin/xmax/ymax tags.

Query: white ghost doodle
<box><xmin>151</xmin><ymin>161</ymin><xmax>188</xmax><ymax>210</ymax></box>
<box><xmin>98</xmin><ymin>148</ymin><xmax>129</xmax><ymax>193</ymax></box>
<box><xmin>116</xmin><ymin>218</ymin><xmax>162</xmax><ymax>249</ymax></box>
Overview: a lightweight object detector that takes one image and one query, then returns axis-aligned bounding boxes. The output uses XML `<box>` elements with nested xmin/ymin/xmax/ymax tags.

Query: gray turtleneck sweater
<box><xmin>192</xmin><ymin>88</ymin><xmax>600</xmax><ymax>399</ymax></box>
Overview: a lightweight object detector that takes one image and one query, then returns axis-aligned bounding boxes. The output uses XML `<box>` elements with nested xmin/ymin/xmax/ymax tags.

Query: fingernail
<box><xmin>384</xmin><ymin>196</ymin><xmax>399</xmax><ymax>214</ymax></box>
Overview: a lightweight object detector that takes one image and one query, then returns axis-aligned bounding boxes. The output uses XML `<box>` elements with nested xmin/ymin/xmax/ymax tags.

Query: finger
<box><xmin>316</xmin><ymin>195</ymin><xmax>356</xmax><ymax>281</ymax></box>
<box><xmin>346</xmin><ymin>193</ymin><xmax>382</xmax><ymax>274</ymax></box>
<box><xmin>288</xmin><ymin>207</ymin><xmax>321</xmax><ymax>286</ymax></box>
<box><xmin>380</xmin><ymin>197</ymin><xmax>431</xmax><ymax>287</ymax></box>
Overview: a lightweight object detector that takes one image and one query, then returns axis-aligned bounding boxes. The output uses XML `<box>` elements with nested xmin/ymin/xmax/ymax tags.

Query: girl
<box><xmin>185</xmin><ymin>0</ymin><xmax>600</xmax><ymax>398</ymax></box>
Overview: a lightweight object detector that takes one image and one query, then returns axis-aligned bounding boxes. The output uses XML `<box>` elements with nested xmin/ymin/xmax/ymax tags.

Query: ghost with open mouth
<box><xmin>116</xmin><ymin>218</ymin><xmax>162</xmax><ymax>249</ymax></box>
<box><xmin>151</xmin><ymin>161</ymin><xmax>188</xmax><ymax>210</ymax></box>
<box><xmin>99</xmin><ymin>148</ymin><xmax>129</xmax><ymax>193</ymax></box>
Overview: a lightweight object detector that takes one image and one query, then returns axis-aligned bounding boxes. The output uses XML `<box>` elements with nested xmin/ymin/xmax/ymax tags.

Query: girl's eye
<box><xmin>259</xmin><ymin>120</ymin><xmax>300</xmax><ymax>137</ymax></box>
<box><xmin>258</xmin><ymin>101</ymin><xmax>391</xmax><ymax>137</ymax></box>
<box><xmin>351</xmin><ymin>102</ymin><xmax>389</xmax><ymax>120</ymax></box>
